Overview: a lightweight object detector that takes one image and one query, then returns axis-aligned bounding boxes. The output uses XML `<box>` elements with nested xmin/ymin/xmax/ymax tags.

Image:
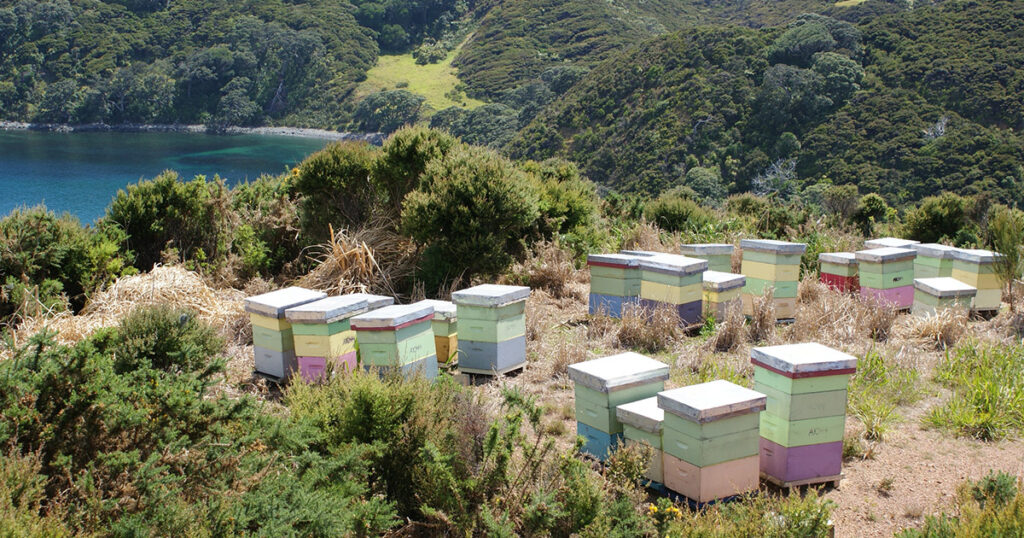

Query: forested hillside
<box><xmin>507</xmin><ymin>0</ymin><xmax>1024</xmax><ymax>206</ymax></box>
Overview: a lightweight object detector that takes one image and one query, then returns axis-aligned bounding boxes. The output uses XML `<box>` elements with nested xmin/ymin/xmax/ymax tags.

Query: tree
<box><xmin>851</xmin><ymin>193</ymin><xmax>889</xmax><ymax>236</ymax></box>
<box><xmin>213</xmin><ymin>77</ymin><xmax>261</xmax><ymax>128</ymax></box>
<box><xmin>291</xmin><ymin>141</ymin><xmax>380</xmax><ymax>244</ymax></box>
<box><xmin>811</xmin><ymin>52</ymin><xmax>864</xmax><ymax>105</ymax></box>
<box><xmin>372</xmin><ymin>126</ymin><xmax>457</xmax><ymax>216</ymax></box>
<box><xmin>684</xmin><ymin>166</ymin><xmax>726</xmax><ymax>203</ymax></box>
<box><xmin>987</xmin><ymin>205</ymin><xmax>1024</xmax><ymax>312</ymax></box>
<box><xmin>353</xmin><ymin>90</ymin><xmax>425</xmax><ymax>134</ymax></box>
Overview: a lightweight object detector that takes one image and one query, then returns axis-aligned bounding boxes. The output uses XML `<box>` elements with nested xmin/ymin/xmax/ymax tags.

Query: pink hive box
<box><xmin>860</xmin><ymin>285</ymin><xmax>913</xmax><ymax>309</ymax></box>
<box><xmin>298</xmin><ymin>351</ymin><xmax>358</xmax><ymax>383</ymax></box>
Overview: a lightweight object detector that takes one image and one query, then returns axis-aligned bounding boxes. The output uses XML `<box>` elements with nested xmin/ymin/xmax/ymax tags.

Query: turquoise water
<box><xmin>0</xmin><ymin>130</ymin><xmax>332</xmax><ymax>223</ymax></box>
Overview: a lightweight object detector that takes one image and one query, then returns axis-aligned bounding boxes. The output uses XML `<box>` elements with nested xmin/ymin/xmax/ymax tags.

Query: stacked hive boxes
<box><xmin>740</xmin><ymin>239</ymin><xmax>806</xmax><ymax>320</ymax></box>
<box><xmin>856</xmin><ymin>247</ymin><xmax>916</xmax><ymax>309</ymax></box>
<box><xmin>913</xmin><ymin>277</ymin><xmax>977</xmax><ymax>317</ymax></box>
<box><xmin>680</xmin><ymin>244</ymin><xmax>734</xmax><ymax>272</ymax></box>
<box><xmin>637</xmin><ymin>254</ymin><xmax>708</xmax><ymax>325</ymax></box>
<box><xmin>752</xmin><ymin>343</ymin><xmax>855</xmax><ymax>486</ymax></box>
<box><xmin>702</xmin><ymin>271</ymin><xmax>745</xmax><ymax>320</ymax></box>
<box><xmin>865</xmin><ymin>237</ymin><xmax>920</xmax><ymax>249</ymax></box>
<box><xmin>415</xmin><ymin>299</ymin><xmax>458</xmax><ymax>363</ymax></box>
<box><xmin>568</xmin><ymin>353</ymin><xmax>669</xmax><ymax>461</ymax></box>
<box><xmin>911</xmin><ymin>243</ymin><xmax>958</xmax><ymax>278</ymax></box>
<box><xmin>245</xmin><ymin>287</ymin><xmax>326</xmax><ymax>381</ymax></box>
<box><xmin>351</xmin><ymin>303</ymin><xmax>438</xmax><ymax>380</ymax></box>
<box><xmin>453</xmin><ymin>285</ymin><xmax>530</xmax><ymax>375</ymax></box>
<box><xmin>616</xmin><ymin>397</ymin><xmax>665</xmax><ymax>489</ymax></box>
<box><xmin>287</xmin><ymin>296</ymin><xmax>368</xmax><ymax>382</ymax></box>
<box><xmin>951</xmin><ymin>249</ymin><xmax>1003</xmax><ymax>313</ymax></box>
<box><xmin>587</xmin><ymin>253</ymin><xmax>643</xmax><ymax>317</ymax></box>
<box><xmin>818</xmin><ymin>252</ymin><xmax>859</xmax><ymax>293</ymax></box>
<box><xmin>658</xmin><ymin>380</ymin><xmax>766</xmax><ymax>503</ymax></box>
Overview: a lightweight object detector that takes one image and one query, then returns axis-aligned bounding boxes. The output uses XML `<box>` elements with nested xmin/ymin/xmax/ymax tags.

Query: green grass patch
<box><xmin>358</xmin><ymin>49</ymin><xmax>485</xmax><ymax>114</ymax></box>
<box><xmin>848</xmin><ymin>350</ymin><xmax>924</xmax><ymax>442</ymax></box>
<box><xmin>926</xmin><ymin>343</ymin><xmax>1024</xmax><ymax>441</ymax></box>
<box><xmin>834</xmin><ymin>0</ymin><xmax>869</xmax><ymax>6</ymax></box>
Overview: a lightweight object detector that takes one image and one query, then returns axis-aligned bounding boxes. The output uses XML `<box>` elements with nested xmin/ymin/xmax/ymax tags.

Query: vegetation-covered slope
<box><xmin>508</xmin><ymin>0</ymin><xmax>1024</xmax><ymax>206</ymax></box>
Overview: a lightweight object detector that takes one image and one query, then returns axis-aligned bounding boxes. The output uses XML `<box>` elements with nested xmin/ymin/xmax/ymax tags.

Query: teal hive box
<box><xmin>454</xmin><ymin>284</ymin><xmax>530</xmax><ymax>375</ymax></box>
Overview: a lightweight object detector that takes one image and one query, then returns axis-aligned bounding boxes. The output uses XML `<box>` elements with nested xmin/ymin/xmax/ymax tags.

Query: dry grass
<box><xmin>704</xmin><ymin>301</ymin><xmax>746</xmax><ymax>353</ymax></box>
<box><xmin>791</xmin><ymin>278</ymin><xmax>861</xmax><ymax>347</ymax></box>
<box><xmin>617</xmin><ymin>303</ymin><xmax>681</xmax><ymax>352</ymax></box>
<box><xmin>861</xmin><ymin>297</ymin><xmax>899</xmax><ymax>342</ymax></box>
<box><xmin>899</xmin><ymin>308</ymin><xmax>970</xmax><ymax>350</ymax></box>
<box><xmin>3</xmin><ymin>265</ymin><xmax>247</xmax><ymax>356</ymax></box>
<box><xmin>546</xmin><ymin>327</ymin><xmax>591</xmax><ymax>378</ymax></box>
<box><xmin>503</xmin><ymin>241</ymin><xmax>584</xmax><ymax>300</ymax></box>
<box><xmin>621</xmin><ymin>221</ymin><xmax>672</xmax><ymax>253</ymax></box>
<box><xmin>298</xmin><ymin>220</ymin><xmax>417</xmax><ymax>299</ymax></box>
<box><xmin>747</xmin><ymin>290</ymin><xmax>776</xmax><ymax>344</ymax></box>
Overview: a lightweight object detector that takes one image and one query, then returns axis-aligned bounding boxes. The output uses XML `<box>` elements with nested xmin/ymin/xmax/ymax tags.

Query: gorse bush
<box><xmin>903</xmin><ymin>193</ymin><xmax>979</xmax><ymax>246</ymax></box>
<box><xmin>645</xmin><ymin>194</ymin><xmax>713</xmax><ymax>233</ymax></box>
<box><xmin>290</xmin><ymin>141</ymin><xmax>381</xmax><ymax>245</ymax></box>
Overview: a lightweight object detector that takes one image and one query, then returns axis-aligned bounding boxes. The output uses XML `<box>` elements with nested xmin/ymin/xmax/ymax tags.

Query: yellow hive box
<box><xmin>640</xmin><ymin>281</ymin><xmax>702</xmax><ymax>305</ymax></box>
<box><xmin>250</xmin><ymin>313</ymin><xmax>291</xmax><ymax>331</ymax></box>
<box><xmin>741</xmin><ymin>260</ymin><xmax>800</xmax><ymax>282</ymax></box>
<box><xmin>293</xmin><ymin>331</ymin><xmax>356</xmax><ymax>358</ymax></box>
<box><xmin>435</xmin><ymin>334</ymin><xmax>458</xmax><ymax>363</ymax></box>
<box><xmin>703</xmin><ymin>288</ymin><xmax>742</xmax><ymax>305</ymax></box>
<box><xmin>951</xmin><ymin>269</ymin><xmax>1001</xmax><ymax>290</ymax></box>
<box><xmin>741</xmin><ymin>295</ymin><xmax>796</xmax><ymax>318</ymax></box>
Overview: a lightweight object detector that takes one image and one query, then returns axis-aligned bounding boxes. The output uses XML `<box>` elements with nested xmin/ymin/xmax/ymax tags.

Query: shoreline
<box><xmin>0</xmin><ymin>121</ymin><xmax>385</xmax><ymax>144</ymax></box>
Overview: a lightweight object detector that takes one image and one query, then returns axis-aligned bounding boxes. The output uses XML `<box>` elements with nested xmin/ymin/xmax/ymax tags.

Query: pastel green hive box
<box><xmin>657</xmin><ymin>380</ymin><xmax>766</xmax><ymax>467</ymax></box>
<box><xmin>913</xmin><ymin>277</ymin><xmax>976</xmax><ymax>316</ymax></box>
<box><xmin>680</xmin><ymin>244</ymin><xmax>734</xmax><ymax>273</ymax></box>
<box><xmin>911</xmin><ymin>244</ymin><xmax>957</xmax><ymax>278</ymax></box>
<box><xmin>568</xmin><ymin>352</ymin><xmax>670</xmax><ymax>435</ymax></box>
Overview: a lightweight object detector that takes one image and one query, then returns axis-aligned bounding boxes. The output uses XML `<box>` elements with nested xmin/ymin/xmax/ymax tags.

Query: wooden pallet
<box><xmin>761</xmin><ymin>472</ymin><xmax>842</xmax><ymax>489</ymax></box>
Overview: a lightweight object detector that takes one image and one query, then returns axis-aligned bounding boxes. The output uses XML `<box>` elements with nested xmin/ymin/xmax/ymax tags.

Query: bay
<box><xmin>0</xmin><ymin>130</ymin><xmax>333</xmax><ymax>223</ymax></box>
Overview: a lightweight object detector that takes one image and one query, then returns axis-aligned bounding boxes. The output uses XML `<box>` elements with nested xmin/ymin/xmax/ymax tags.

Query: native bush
<box><xmin>372</xmin><ymin>126</ymin><xmax>458</xmax><ymax>216</ymax></box>
<box><xmin>353</xmin><ymin>90</ymin><xmax>426</xmax><ymax>134</ymax></box>
<box><xmin>231</xmin><ymin>174</ymin><xmax>302</xmax><ymax>278</ymax></box>
<box><xmin>644</xmin><ymin>193</ymin><xmax>712</xmax><ymax>233</ymax></box>
<box><xmin>987</xmin><ymin>205</ymin><xmax>1024</xmax><ymax>312</ymax></box>
<box><xmin>903</xmin><ymin>192</ymin><xmax>978</xmax><ymax>245</ymax></box>
<box><xmin>401</xmin><ymin>147</ymin><xmax>540</xmax><ymax>289</ymax></box>
<box><xmin>524</xmin><ymin>158</ymin><xmax>603</xmax><ymax>256</ymax></box>
<box><xmin>290</xmin><ymin>141</ymin><xmax>381</xmax><ymax>245</ymax></box>
<box><xmin>105</xmin><ymin>171</ymin><xmax>234</xmax><ymax>272</ymax></box>
<box><xmin>850</xmin><ymin>193</ymin><xmax>889</xmax><ymax>236</ymax></box>
<box><xmin>897</xmin><ymin>472</ymin><xmax>1024</xmax><ymax>538</ymax></box>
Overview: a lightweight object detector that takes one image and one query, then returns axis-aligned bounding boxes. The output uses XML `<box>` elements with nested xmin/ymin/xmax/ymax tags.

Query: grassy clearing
<box><xmin>926</xmin><ymin>342</ymin><xmax>1024</xmax><ymax>440</ymax></box>
<box><xmin>358</xmin><ymin>49</ymin><xmax>486</xmax><ymax>114</ymax></box>
<box><xmin>848</xmin><ymin>350</ymin><xmax>924</xmax><ymax>442</ymax></box>
<box><xmin>834</xmin><ymin>0</ymin><xmax>869</xmax><ymax>6</ymax></box>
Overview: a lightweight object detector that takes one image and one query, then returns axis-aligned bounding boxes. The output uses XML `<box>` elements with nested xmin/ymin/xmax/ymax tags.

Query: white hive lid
<box><xmin>616</xmin><ymin>397</ymin><xmax>664</xmax><ymax>433</ymax></box>
<box><xmin>452</xmin><ymin>284</ymin><xmax>531</xmax><ymax>307</ymax></box>
<box><xmin>911</xmin><ymin>243</ymin><xmax>959</xmax><ymax>259</ymax></box>
<box><xmin>244</xmin><ymin>286</ymin><xmax>327</xmax><ymax>318</ymax></box>
<box><xmin>284</xmin><ymin>295</ymin><xmax>368</xmax><ymax>324</ymax></box>
<box><xmin>587</xmin><ymin>253</ymin><xmax>642</xmax><ymax>268</ymax></box>
<box><xmin>952</xmin><ymin>248</ymin><xmax>1002</xmax><ymax>265</ymax></box>
<box><xmin>855</xmin><ymin>247</ymin><xmax>916</xmax><ymax>264</ymax></box>
<box><xmin>914</xmin><ymin>277</ymin><xmax>977</xmax><ymax>298</ymax></box>
<box><xmin>657</xmin><ymin>380</ymin><xmax>766</xmax><ymax>423</ymax></box>
<box><xmin>637</xmin><ymin>253</ymin><xmax>708</xmax><ymax>276</ymax></box>
<box><xmin>345</xmin><ymin>293</ymin><xmax>395</xmax><ymax>310</ymax></box>
<box><xmin>350</xmin><ymin>303</ymin><xmax>433</xmax><ymax>329</ymax></box>
<box><xmin>681</xmin><ymin>243</ymin><xmax>734</xmax><ymax>256</ymax></box>
<box><xmin>414</xmin><ymin>299</ymin><xmax>457</xmax><ymax>321</ymax></box>
<box><xmin>751</xmin><ymin>343</ymin><xmax>858</xmax><ymax>374</ymax></box>
<box><xmin>567</xmin><ymin>352</ymin><xmax>670</xmax><ymax>393</ymax></box>
<box><xmin>864</xmin><ymin>237</ymin><xmax>920</xmax><ymax>249</ymax></box>
<box><xmin>739</xmin><ymin>239</ymin><xmax>807</xmax><ymax>254</ymax></box>
<box><xmin>818</xmin><ymin>252</ymin><xmax>857</xmax><ymax>265</ymax></box>
<box><xmin>702</xmin><ymin>270</ymin><xmax>745</xmax><ymax>292</ymax></box>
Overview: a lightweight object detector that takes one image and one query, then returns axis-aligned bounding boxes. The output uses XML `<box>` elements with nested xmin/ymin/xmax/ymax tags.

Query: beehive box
<box><xmin>818</xmin><ymin>252</ymin><xmax>859</xmax><ymax>293</ymax></box>
<box><xmin>740</xmin><ymin>239</ymin><xmax>806</xmax><ymax>320</ymax></box>
<box><xmin>587</xmin><ymin>253</ymin><xmax>643</xmax><ymax>318</ymax></box>
<box><xmin>913</xmin><ymin>277</ymin><xmax>977</xmax><ymax>317</ymax></box>
<box><xmin>286</xmin><ymin>295</ymin><xmax>369</xmax><ymax>382</ymax></box>
<box><xmin>864</xmin><ymin>237</ymin><xmax>920</xmax><ymax>249</ymax></box>
<box><xmin>637</xmin><ymin>254</ymin><xmax>707</xmax><ymax>325</ymax></box>
<box><xmin>702</xmin><ymin>271</ymin><xmax>745</xmax><ymax>320</ymax></box>
<box><xmin>657</xmin><ymin>380</ymin><xmax>766</xmax><ymax>503</ymax></box>
<box><xmin>616</xmin><ymin>397</ymin><xmax>665</xmax><ymax>486</ymax></box>
<box><xmin>680</xmin><ymin>243</ymin><xmax>734</xmax><ymax>273</ymax></box>
<box><xmin>245</xmin><ymin>286</ymin><xmax>327</xmax><ymax>381</ymax></box>
<box><xmin>951</xmin><ymin>249</ymin><xmax>1003</xmax><ymax>312</ymax></box>
<box><xmin>855</xmin><ymin>247</ymin><xmax>916</xmax><ymax>309</ymax></box>
<box><xmin>351</xmin><ymin>303</ymin><xmax>437</xmax><ymax>380</ymax></box>
<box><xmin>568</xmin><ymin>352</ymin><xmax>670</xmax><ymax>461</ymax></box>
<box><xmin>752</xmin><ymin>343</ymin><xmax>856</xmax><ymax>486</ymax></box>
<box><xmin>453</xmin><ymin>284</ymin><xmax>530</xmax><ymax>375</ymax></box>
<box><xmin>414</xmin><ymin>299</ymin><xmax>458</xmax><ymax>363</ymax></box>
<box><xmin>911</xmin><ymin>243</ymin><xmax>958</xmax><ymax>279</ymax></box>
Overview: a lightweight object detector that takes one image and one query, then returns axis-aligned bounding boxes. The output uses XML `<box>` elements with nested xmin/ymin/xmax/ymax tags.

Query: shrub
<box><xmin>230</xmin><ymin>174</ymin><xmax>302</xmax><ymax>278</ymax></box>
<box><xmin>105</xmin><ymin>171</ymin><xmax>233</xmax><ymax>272</ymax></box>
<box><xmin>401</xmin><ymin>147</ymin><xmax>541</xmax><ymax>289</ymax></box>
<box><xmin>353</xmin><ymin>90</ymin><xmax>426</xmax><ymax>134</ymax></box>
<box><xmin>987</xmin><ymin>205</ymin><xmax>1024</xmax><ymax>312</ymax></box>
<box><xmin>290</xmin><ymin>141</ymin><xmax>381</xmax><ymax>245</ymax></box>
<box><xmin>850</xmin><ymin>193</ymin><xmax>889</xmax><ymax>236</ymax></box>
<box><xmin>113</xmin><ymin>305</ymin><xmax>224</xmax><ymax>374</ymax></box>
<box><xmin>523</xmin><ymin>158</ymin><xmax>603</xmax><ymax>257</ymax></box>
<box><xmin>903</xmin><ymin>192</ymin><xmax>977</xmax><ymax>245</ymax></box>
<box><xmin>644</xmin><ymin>194</ymin><xmax>712</xmax><ymax>233</ymax></box>
<box><xmin>372</xmin><ymin>126</ymin><xmax>458</xmax><ymax>216</ymax></box>
<box><xmin>897</xmin><ymin>472</ymin><xmax>1024</xmax><ymax>538</ymax></box>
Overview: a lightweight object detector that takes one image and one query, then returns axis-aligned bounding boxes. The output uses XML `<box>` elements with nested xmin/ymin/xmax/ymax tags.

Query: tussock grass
<box><xmin>504</xmin><ymin>240</ymin><xmax>583</xmax><ymax>300</ymax></box>
<box><xmin>621</xmin><ymin>221</ymin><xmax>671</xmax><ymax>253</ymax></box>
<box><xmin>617</xmin><ymin>303</ymin><xmax>681</xmax><ymax>352</ymax></box>
<box><xmin>926</xmin><ymin>342</ymin><xmax>1024</xmax><ymax>440</ymax></box>
<box><xmin>748</xmin><ymin>289</ymin><xmax>776</xmax><ymax>344</ymax></box>
<box><xmin>298</xmin><ymin>220</ymin><xmax>417</xmax><ymax>299</ymax></box>
<box><xmin>704</xmin><ymin>302</ymin><xmax>746</xmax><ymax>353</ymax></box>
<box><xmin>900</xmin><ymin>307</ymin><xmax>970</xmax><ymax>350</ymax></box>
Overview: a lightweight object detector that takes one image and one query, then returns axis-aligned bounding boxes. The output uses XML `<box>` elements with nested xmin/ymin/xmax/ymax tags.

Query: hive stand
<box><xmin>568</xmin><ymin>352</ymin><xmax>670</xmax><ymax>461</ymax></box>
<box><xmin>818</xmin><ymin>252</ymin><xmax>859</xmax><ymax>293</ymax></box>
<box><xmin>739</xmin><ymin>239</ymin><xmax>807</xmax><ymax>321</ymax></box>
<box><xmin>680</xmin><ymin>243</ymin><xmax>734</xmax><ymax>273</ymax></box>
<box><xmin>752</xmin><ymin>343</ymin><xmax>856</xmax><ymax>489</ymax></box>
<box><xmin>285</xmin><ymin>295</ymin><xmax>369</xmax><ymax>382</ymax></box>
<box><xmin>453</xmin><ymin>284</ymin><xmax>531</xmax><ymax>376</ymax></box>
<box><xmin>658</xmin><ymin>380</ymin><xmax>766</xmax><ymax>504</ymax></box>
<box><xmin>245</xmin><ymin>286</ymin><xmax>327</xmax><ymax>382</ymax></box>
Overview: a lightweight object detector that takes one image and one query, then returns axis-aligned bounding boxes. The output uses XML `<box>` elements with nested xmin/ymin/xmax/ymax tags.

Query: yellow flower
<box><xmin>291</xmin><ymin>167</ymin><xmax>300</xmax><ymax>176</ymax></box>
<box><xmin>648</xmin><ymin>504</ymin><xmax>658</xmax><ymax>514</ymax></box>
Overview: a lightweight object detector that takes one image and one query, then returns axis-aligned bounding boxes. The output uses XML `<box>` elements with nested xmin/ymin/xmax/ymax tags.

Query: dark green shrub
<box><xmin>113</xmin><ymin>305</ymin><xmax>223</xmax><ymax>374</ymax></box>
<box><xmin>401</xmin><ymin>148</ymin><xmax>540</xmax><ymax>288</ymax></box>
<box><xmin>105</xmin><ymin>171</ymin><xmax>234</xmax><ymax>272</ymax></box>
<box><xmin>758</xmin><ymin>203</ymin><xmax>809</xmax><ymax>239</ymax></box>
<box><xmin>726</xmin><ymin>193</ymin><xmax>770</xmax><ymax>216</ymax></box>
<box><xmin>231</xmin><ymin>174</ymin><xmax>302</xmax><ymax>278</ymax></box>
<box><xmin>903</xmin><ymin>192</ymin><xmax>976</xmax><ymax>245</ymax></box>
<box><xmin>850</xmin><ymin>192</ymin><xmax>889</xmax><ymax>236</ymax></box>
<box><xmin>970</xmin><ymin>471</ymin><xmax>1019</xmax><ymax>509</ymax></box>
<box><xmin>372</xmin><ymin>126</ymin><xmax>458</xmax><ymax>216</ymax></box>
<box><xmin>353</xmin><ymin>90</ymin><xmax>426</xmax><ymax>134</ymax></box>
<box><xmin>644</xmin><ymin>195</ymin><xmax>712</xmax><ymax>233</ymax></box>
<box><xmin>523</xmin><ymin>158</ymin><xmax>603</xmax><ymax>256</ymax></box>
<box><xmin>290</xmin><ymin>142</ymin><xmax>380</xmax><ymax>245</ymax></box>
